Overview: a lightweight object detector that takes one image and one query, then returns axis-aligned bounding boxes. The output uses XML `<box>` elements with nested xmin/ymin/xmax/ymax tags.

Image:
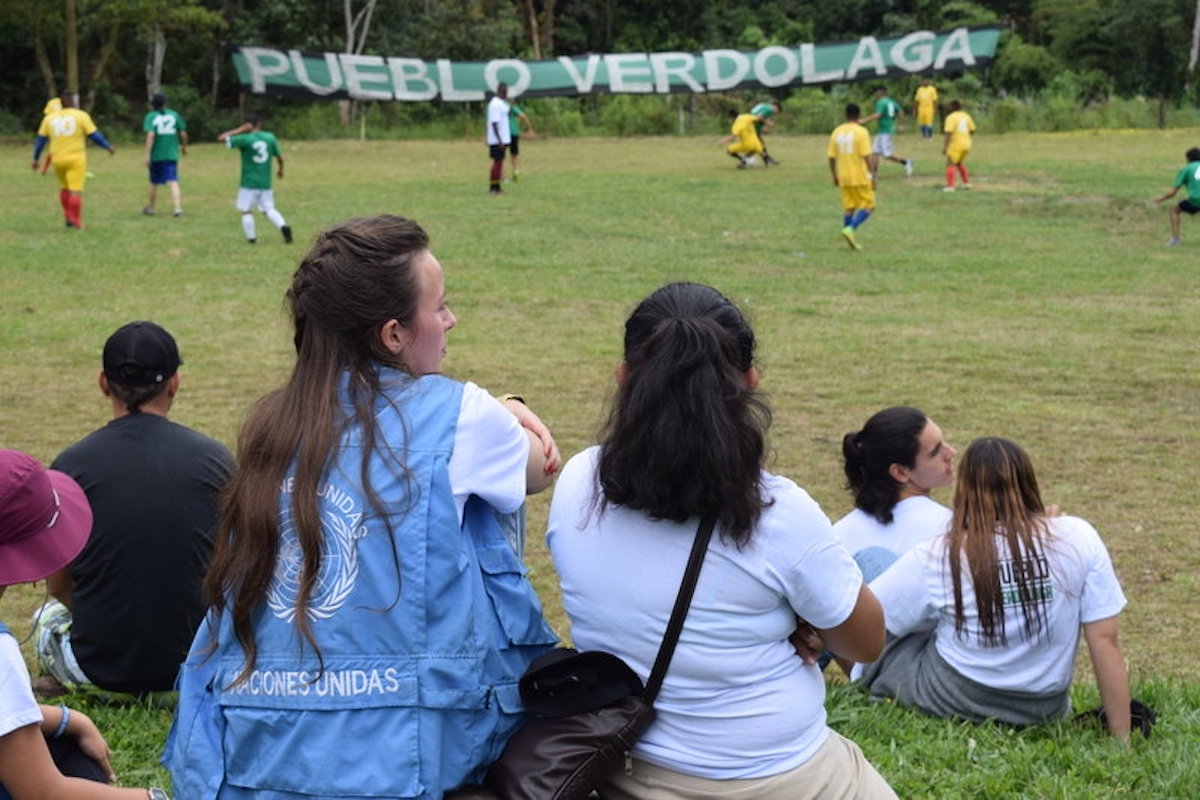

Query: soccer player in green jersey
<box><xmin>217</xmin><ymin>113</ymin><xmax>292</xmax><ymax>245</ymax></box>
<box><xmin>1153</xmin><ymin>148</ymin><xmax>1200</xmax><ymax>246</ymax></box>
<box><xmin>142</xmin><ymin>92</ymin><xmax>188</xmax><ymax>217</ymax></box>
<box><xmin>860</xmin><ymin>86</ymin><xmax>913</xmax><ymax>178</ymax></box>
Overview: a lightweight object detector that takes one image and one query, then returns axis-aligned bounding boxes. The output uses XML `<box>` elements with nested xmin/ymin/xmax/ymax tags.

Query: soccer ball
<box><xmin>743</xmin><ymin>155</ymin><xmax>761</xmax><ymax>168</ymax></box>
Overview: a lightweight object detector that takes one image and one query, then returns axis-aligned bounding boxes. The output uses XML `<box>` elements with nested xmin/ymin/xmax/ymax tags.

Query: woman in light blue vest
<box><xmin>165</xmin><ymin>215</ymin><xmax>561</xmax><ymax>799</ymax></box>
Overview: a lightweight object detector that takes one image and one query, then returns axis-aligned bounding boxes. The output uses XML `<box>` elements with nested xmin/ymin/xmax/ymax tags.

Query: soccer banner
<box><xmin>232</xmin><ymin>25</ymin><xmax>1002</xmax><ymax>102</ymax></box>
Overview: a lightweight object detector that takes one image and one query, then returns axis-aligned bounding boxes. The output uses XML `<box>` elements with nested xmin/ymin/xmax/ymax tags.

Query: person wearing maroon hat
<box><xmin>0</xmin><ymin>448</ymin><xmax>168</xmax><ymax>799</ymax></box>
<box><xmin>34</xmin><ymin>321</ymin><xmax>233</xmax><ymax>698</ymax></box>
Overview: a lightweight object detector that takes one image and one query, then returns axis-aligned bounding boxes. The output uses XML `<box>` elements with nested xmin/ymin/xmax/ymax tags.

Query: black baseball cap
<box><xmin>102</xmin><ymin>321</ymin><xmax>182</xmax><ymax>387</ymax></box>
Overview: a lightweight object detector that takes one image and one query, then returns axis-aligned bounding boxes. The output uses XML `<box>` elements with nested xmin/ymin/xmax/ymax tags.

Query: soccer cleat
<box><xmin>841</xmin><ymin>226</ymin><xmax>862</xmax><ymax>250</ymax></box>
<box><xmin>281</xmin><ymin>225</ymin><xmax>293</xmax><ymax>244</ymax></box>
<box><xmin>764</xmin><ymin>155</ymin><xmax>780</xmax><ymax>166</ymax></box>
<box><xmin>959</xmin><ymin>183</ymin><xmax>972</xmax><ymax>191</ymax></box>
<box><xmin>173</xmin><ymin>209</ymin><xmax>183</xmax><ymax>217</ymax></box>
<box><xmin>942</xmin><ymin>186</ymin><xmax>955</xmax><ymax>192</ymax></box>
<box><xmin>1165</xmin><ymin>236</ymin><xmax>1181</xmax><ymax>246</ymax></box>
<box><xmin>736</xmin><ymin>159</ymin><xmax>748</xmax><ymax>169</ymax></box>
<box><xmin>904</xmin><ymin>159</ymin><xmax>914</xmax><ymax>177</ymax></box>
<box><xmin>247</xmin><ymin>238</ymin><xmax>256</xmax><ymax>244</ymax></box>
<box><xmin>512</xmin><ymin>171</ymin><xmax>520</xmax><ymax>182</ymax></box>
<box><xmin>141</xmin><ymin>207</ymin><xmax>155</xmax><ymax>216</ymax></box>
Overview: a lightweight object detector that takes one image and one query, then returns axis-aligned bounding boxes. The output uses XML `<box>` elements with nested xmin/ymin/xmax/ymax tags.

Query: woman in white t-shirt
<box><xmin>857</xmin><ymin>437</ymin><xmax>1132</xmax><ymax>741</ymax></box>
<box><xmin>833</xmin><ymin>406</ymin><xmax>956</xmax><ymax>583</ymax></box>
<box><xmin>548</xmin><ymin>282</ymin><xmax>896</xmax><ymax>799</ymax></box>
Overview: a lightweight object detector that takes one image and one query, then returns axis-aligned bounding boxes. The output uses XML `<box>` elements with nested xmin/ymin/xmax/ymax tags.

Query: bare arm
<box><xmin>815</xmin><ymin>583</ymin><xmax>885</xmax><ymax>664</ymax></box>
<box><xmin>828</xmin><ymin>157</ymin><xmax>838</xmax><ymax>185</ymax></box>
<box><xmin>1154</xmin><ymin>185</ymin><xmax>1180</xmax><ymax>203</ymax></box>
<box><xmin>217</xmin><ymin>122</ymin><xmax>252</xmax><ymax>142</ymax></box>
<box><xmin>180</xmin><ymin>130</ymin><xmax>189</xmax><ymax>156</ymax></box>
<box><xmin>1083</xmin><ymin>615</ymin><xmax>1131</xmax><ymax>742</ymax></box>
<box><xmin>275</xmin><ymin>154</ymin><xmax>284</xmax><ymax>179</ymax></box>
<box><xmin>48</xmin><ymin>567</ymin><xmax>74</xmax><ymax>610</ymax></box>
<box><xmin>0</xmin><ymin>723</ymin><xmax>148</xmax><ymax>799</ymax></box>
<box><xmin>143</xmin><ymin>131</ymin><xmax>154</xmax><ymax>167</ymax></box>
<box><xmin>38</xmin><ymin>704</ymin><xmax>115</xmax><ymax>781</ymax></box>
<box><xmin>500</xmin><ymin>396</ymin><xmax>561</xmax><ymax>494</ymax></box>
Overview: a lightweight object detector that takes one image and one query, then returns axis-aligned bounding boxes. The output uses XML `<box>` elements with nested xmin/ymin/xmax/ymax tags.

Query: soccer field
<box><xmin>2</xmin><ymin>128</ymin><xmax>1198</xmax><ymax>792</ymax></box>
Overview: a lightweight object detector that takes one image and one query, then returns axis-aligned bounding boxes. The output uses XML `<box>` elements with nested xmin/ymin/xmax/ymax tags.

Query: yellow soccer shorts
<box><xmin>946</xmin><ymin>146</ymin><xmax>970</xmax><ymax>166</ymax></box>
<box><xmin>839</xmin><ymin>184</ymin><xmax>875</xmax><ymax>212</ymax></box>
<box><xmin>917</xmin><ymin>107</ymin><xmax>935</xmax><ymax>126</ymax></box>
<box><xmin>727</xmin><ymin>116</ymin><xmax>765</xmax><ymax>158</ymax></box>
<box><xmin>53</xmin><ymin>155</ymin><xmax>87</xmax><ymax>192</ymax></box>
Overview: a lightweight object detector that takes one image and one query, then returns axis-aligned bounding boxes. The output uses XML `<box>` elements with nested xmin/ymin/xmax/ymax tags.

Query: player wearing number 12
<box><xmin>217</xmin><ymin>113</ymin><xmax>292</xmax><ymax>245</ymax></box>
<box><xmin>828</xmin><ymin>104</ymin><xmax>876</xmax><ymax>251</ymax></box>
<box><xmin>142</xmin><ymin>92</ymin><xmax>188</xmax><ymax>217</ymax></box>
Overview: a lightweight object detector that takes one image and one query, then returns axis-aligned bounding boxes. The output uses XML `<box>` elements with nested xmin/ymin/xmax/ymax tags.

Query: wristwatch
<box><xmin>148</xmin><ymin>789</ymin><xmax>170</xmax><ymax>800</ymax></box>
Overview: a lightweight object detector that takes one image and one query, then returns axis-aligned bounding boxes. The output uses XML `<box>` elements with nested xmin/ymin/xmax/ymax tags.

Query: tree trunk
<box><xmin>146</xmin><ymin>23</ymin><xmax>166</xmax><ymax>99</ymax></box>
<box><xmin>65</xmin><ymin>0</ymin><xmax>78</xmax><ymax>95</ymax></box>
<box><xmin>85</xmin><ymin>19</ymin><xmax>122</xmax><ymax>109</ymax></box>
<box><xmin>34</xmin><ymin>35</ymin><xmax>57</xmax><ymax>97</ymax></box>
<box><xmin>541</xmin><ymin>0</ymin><xmax>555</xmax><ymax>57</ymax></box>
<box><xmin>522</xmin><ymin>0</ymin><xmax>541</xmax><ymax>59</ymax></box>
<box><xmin>340</xmin><ymin>0</ymin><xmax>379</xmax><ymax>126</ymax></box>
<box><xmin>1188</xmin><ymin>0</ymin><xmax>1200</xmax><ymax>90</ymax></box>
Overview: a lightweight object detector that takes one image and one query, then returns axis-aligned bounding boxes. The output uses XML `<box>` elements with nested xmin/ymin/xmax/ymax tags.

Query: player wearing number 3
<box><xmin>828</xmin><ymin>103</ymin><xmax>876</xmax><ymax>251</ymax></box>
<box><xmin>218</xmin><ymin>113</ymin><xmax>293</xmax><ymax>245</ymax></box>
<box><xmin>31</xmin><ymin>88</ymin><xmax>115</xmax><ymax>229</ymax></box>
<box><xmin>142</xmin><ymin>92</ymin><xmax>188</xmax><ymax>217</ymax></box>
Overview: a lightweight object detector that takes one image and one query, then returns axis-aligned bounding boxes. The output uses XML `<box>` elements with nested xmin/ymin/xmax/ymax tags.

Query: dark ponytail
<box><xmin>597</xmin><ymin>283</ymin><xmax>770</xmax><ymax>546</ymax></box>
<box><xmin>842</xmin><ymin>406</ymin><xmax>928</xmax><ymax>525</ymax></box>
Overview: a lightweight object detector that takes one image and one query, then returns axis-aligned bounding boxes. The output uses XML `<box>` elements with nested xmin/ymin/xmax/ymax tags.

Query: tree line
<box><xmin>3</xmin><ymin>0</ymin><xmax>1199</xmax><ymax>137</ymax></box>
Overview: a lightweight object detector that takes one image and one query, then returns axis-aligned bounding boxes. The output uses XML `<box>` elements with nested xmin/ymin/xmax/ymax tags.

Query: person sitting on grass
<box><xmin>853</xmin><ymin>437</ymin><xmax>1132</xmax><ymax>741</ymax></box>
<box><xmin>1153</xmin><ymin>146</ymin><xmax>1200</xmax><ymax>247</ymax></box>
<box><xmin>0</xmin><ymin>448</ymin><xmax>169</xmax><ymax>800</ymax></box>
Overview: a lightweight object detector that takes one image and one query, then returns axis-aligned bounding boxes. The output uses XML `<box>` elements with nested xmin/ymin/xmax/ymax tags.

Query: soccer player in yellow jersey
<box><xmin>914</xmin><ymin>77</ymin><xmax>938</xmax><ymax>139</ymax></box>
<box><xmin>32</xmin><ymin>89</ymin><xmax>115</xmax><ymax>228</ymax></box>
<box><xmin>827</xmin><ymin>103</ymin><xmax>876</xmax><ymax>250</ymax></box>
<box><xmin>942</xmin><ymin>99</ymin><xmax>975</xmax><ymax>192</ymax></box>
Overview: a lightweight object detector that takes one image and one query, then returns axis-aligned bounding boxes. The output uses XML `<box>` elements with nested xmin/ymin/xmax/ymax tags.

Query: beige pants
<box><xmin>602</xmin><ymin>730</ymin><xmax>898</xmax><ymax>800</ymax></box>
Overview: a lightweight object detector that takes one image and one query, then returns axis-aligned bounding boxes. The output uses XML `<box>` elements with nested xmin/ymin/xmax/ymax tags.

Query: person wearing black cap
<box><xmin>0</xmin><ymin>448</ymin><xmax>170</xmax><ymax>799</ymax></box>
<box><xmin>141</xmin><ymin>91</ymin><xmax>187</xmax><ymax>217</ymax></box>
<box><xmin>34</xmin><ymin>321</ymin><xmax>233</xmax><ymax>698</ymax></box>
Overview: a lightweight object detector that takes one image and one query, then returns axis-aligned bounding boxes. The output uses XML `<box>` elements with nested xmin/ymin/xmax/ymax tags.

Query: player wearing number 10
<box><xmin>31</xmin><ymin>88</ymin><xmax>115</xmax><ymax>229</ymax></box>
<box><xmin>217</xmin><ymin>113</ymin><xmax>292</xmax><ymax>245</ymax></box>
<box><xmin>827</xmin><ymin>104</ymin><xmax>876</xmax><ymax>251</ymax></box>
<box><xmin>142</xmin><ymin>92</ymin><xmax>188</xmax><ymax>217</ymax></box>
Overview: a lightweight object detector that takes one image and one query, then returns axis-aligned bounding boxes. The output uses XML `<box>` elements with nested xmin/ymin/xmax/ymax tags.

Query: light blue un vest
<box><xmin>164</xmin><ymin>373</ymin><xmax>557</xmax><ymax>799</ymax></box>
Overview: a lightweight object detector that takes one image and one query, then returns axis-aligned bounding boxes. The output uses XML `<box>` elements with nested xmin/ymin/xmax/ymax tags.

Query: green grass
<box><xmin>1</xmin><ymin>128</ymin><xmax>1198</xmax><ymax>795</ymax></box>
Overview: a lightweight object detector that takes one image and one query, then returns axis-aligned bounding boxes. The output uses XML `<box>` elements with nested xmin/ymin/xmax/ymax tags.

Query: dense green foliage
<box><xmin>4</xmin><ymin>1</ymin><xmax>1200</xmax><ymax>140</ymax></box>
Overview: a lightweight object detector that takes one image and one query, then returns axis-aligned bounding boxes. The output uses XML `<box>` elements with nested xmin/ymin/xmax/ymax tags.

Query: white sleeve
<box><xmin>0</xmin><ymin>634</ymin><xmax>42</xmax><ymax>739</ymax></box>
<box><xmin>1068</xmin><ymin>517</ymin><xmax>1128</xmax><ymax>624</ymax></box>
<box><xmin>448</xmin><ymin>381</ymin><xmax>528</xmax><ymax>524</ymax></box>
<box><xmin>869</xmin><ymin>542</ymin><xmax>940</xmax><ymax>636</ymax></box>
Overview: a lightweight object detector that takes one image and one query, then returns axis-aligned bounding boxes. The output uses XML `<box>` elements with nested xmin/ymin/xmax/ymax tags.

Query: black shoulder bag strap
<box><xmin>642</xmin><ymin>514</ymin><xmax>717</xmax><ymax>705</ymax></box>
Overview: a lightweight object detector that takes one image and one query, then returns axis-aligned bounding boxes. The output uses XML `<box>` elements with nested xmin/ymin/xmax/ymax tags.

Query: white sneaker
<box><xmin>942</xmin><ymin>186</ymin><xmax>955</xmax><ymax>192</ymax></box>
<box><xmin>905</xmin><ymin>159</ymin><xmax>914</xmax><ymax>177</ymax></box>
<box><xmin>1165</xmin><ymin>236</ymin><xmax>1181</xmax><ymax>246</ymax></box>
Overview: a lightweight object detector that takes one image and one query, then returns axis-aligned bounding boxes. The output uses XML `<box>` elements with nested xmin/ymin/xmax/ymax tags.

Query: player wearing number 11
<box><xmin>217</xmin><ymin>113</ymin><xmax>293</xmax><ymax>245</ymax></box>
<box><xmin>828</xmin><ymin>103</ymin><xmax>876</xmax><ymax>251</ymax></box>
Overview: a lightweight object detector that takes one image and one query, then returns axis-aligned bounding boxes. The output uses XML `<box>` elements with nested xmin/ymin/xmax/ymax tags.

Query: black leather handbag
<box><xmin>484</xmin><ymin>515</ymin><xmax>716</xmax><ymax>800</ymax></box>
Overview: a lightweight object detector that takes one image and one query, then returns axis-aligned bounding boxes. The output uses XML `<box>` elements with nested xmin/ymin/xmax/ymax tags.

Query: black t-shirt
<box><xmin>52</xmin><ymin>414</ymin><xmax>234</xmax><ymax>693</ymax></box>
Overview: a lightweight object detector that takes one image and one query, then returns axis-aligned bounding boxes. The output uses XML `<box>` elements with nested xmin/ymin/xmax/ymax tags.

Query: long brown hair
<box><xmin>597</xmin><ymin>283</ymin><xmax>771</xmax><ymax>546</ymax></box>
<box><xmin>205</xmin><ymin>215</ymin><xmax>429</xmax><ymax>683</ymax></box>
<box><xmin>948</xmin><ymin>437</ymin><xmax>1052</xmax><ymax>646</ymax></box>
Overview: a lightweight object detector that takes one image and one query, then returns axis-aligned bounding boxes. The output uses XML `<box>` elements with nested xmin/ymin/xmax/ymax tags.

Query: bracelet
<box><xmin>52</xmin><ymin>705</ymin><xmax>70</xmax><ymax>739</ymax></box>
<box><xmin>499</xmin><ymin>394</ymin><xmax>526</xmax><ymax>405</ymax></box>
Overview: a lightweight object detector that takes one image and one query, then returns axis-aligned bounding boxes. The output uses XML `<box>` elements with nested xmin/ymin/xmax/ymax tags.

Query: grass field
<box><xmin>1</xmin><ymin>128</ymin><xmax>1198</xmax><ymax>795</ymax></box>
